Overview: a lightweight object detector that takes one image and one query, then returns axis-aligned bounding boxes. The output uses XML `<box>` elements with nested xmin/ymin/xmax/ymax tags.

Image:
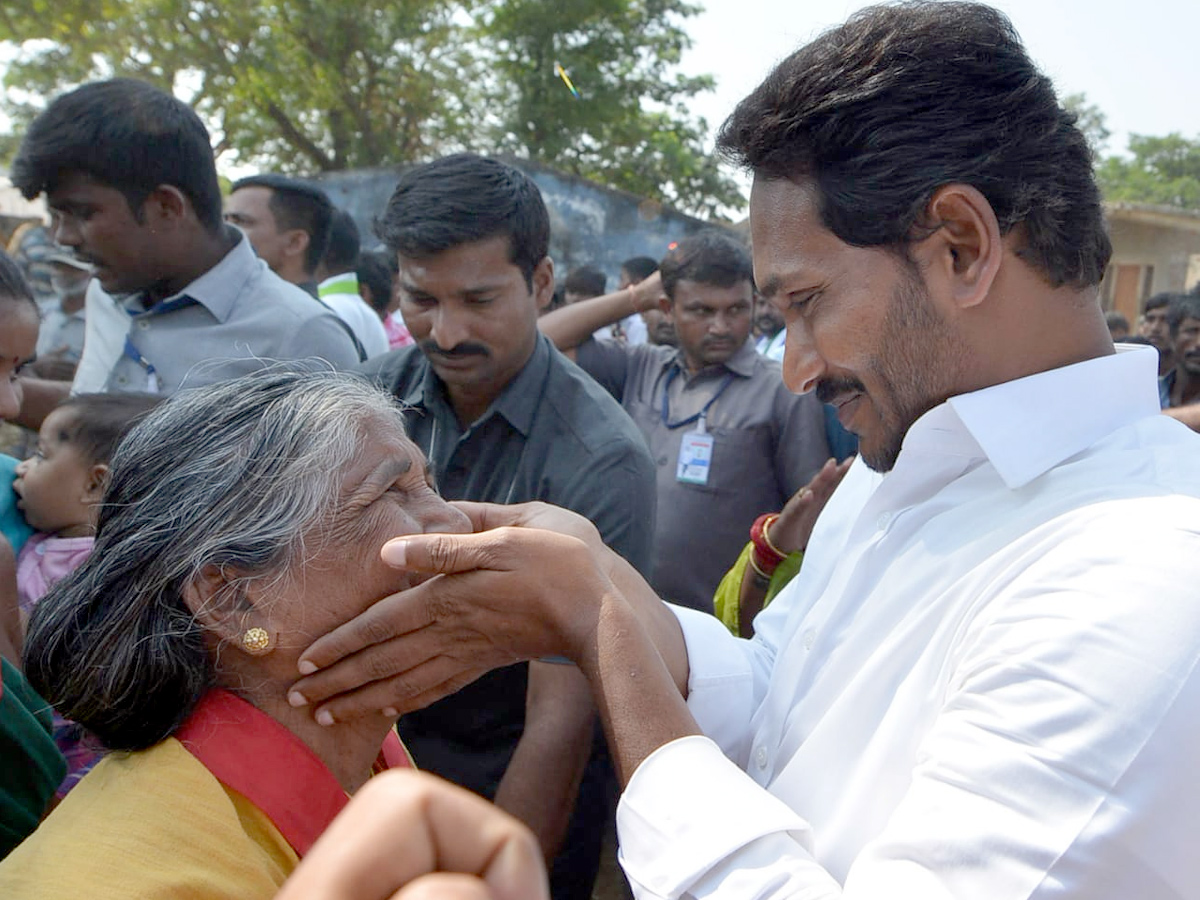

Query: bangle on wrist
<box><xmin>750</xmin><ymin>513</ymin><xmax>786</xmax><ymax>568</ymax></box>
<box><xmin>760</xmin><ymin>513</ymin><xmax>788</xmax><ymax>559</ymax></box>
<box><xmin>748</xmin><ymin>546</ymin><xmax>777</xmax><ymax>580</ymax></box>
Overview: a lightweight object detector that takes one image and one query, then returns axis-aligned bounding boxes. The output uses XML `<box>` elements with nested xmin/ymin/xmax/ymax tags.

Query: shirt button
<box><xmin>137</xmin><ymin>319</ymin><xmax>150</xmax><ymax>330</ymax></box>
<box><xmin>657</xmin><ymin>456</ymin><xmax>668</xmax><ymax>466</ymax></box>
<box><xmin>803</xmin><ymin>628</ymin><xmax>815</xmax><ymax>650</ymax></box>
<box><xmin>116</xmin><ymin>375</ymin><xmax>128</xmax><ymax>386</ymax></box>
<box><xmin>755</xmin><ymin>746</ymin><xmax>768</xmax><ymax>769</ymax></box>
<box><xmin>876</xmin><ymin>512</ymin><xmax>891</xmax><ymax>530</ymax></box>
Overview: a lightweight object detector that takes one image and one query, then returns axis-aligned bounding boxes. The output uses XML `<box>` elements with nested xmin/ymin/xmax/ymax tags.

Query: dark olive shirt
<box><xmin>356</xmin><ymin>333</ymin><xmax>655</xmax><ymax>795</ymax></box>
<box><xmin>576</xmin><ymin>337</ymin><xmax>830</xmax><ymax>611</ymax></box>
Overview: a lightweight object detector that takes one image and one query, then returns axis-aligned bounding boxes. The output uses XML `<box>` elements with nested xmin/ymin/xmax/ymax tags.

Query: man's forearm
<box><xmin>1164</xmin><ymin>404</ymin><xmax>1200</xmax><ymax>432</ymax></box>
<box><xmin>539</xmin><ymin>272</ymin><xmax>663</xmax><ymax>351</ymax></box>
<box><xmin>15</xmin><ymin>377</ymin><xmax>71</xmax><ymax>430</ymax></box>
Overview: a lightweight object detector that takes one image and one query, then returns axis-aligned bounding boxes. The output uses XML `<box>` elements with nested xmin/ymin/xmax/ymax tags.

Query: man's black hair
<box><xmin>323</xmin><ymin>209</ymin><xmax>361</xmax><ymax>274</ymax></box>
<box><xmin>11</xmin><ymin>78</ymin><xmax>224</xmax><ymax>233</ymax></box>
<box><xmin>0</xmin><ymin>250</ymin><xmax>37</xmax><ymax>311</ymax></box>
<box><xmin>1104</xmin><ymin>310</ymin><xmax>1130</xmax><ymax>333</ymax></box>
<box><xmin>375</xmin><ymin>154</ymin><xmax>549</xmax><ymax>291</ymax></box>
<box><xmin>1167</xmin><ymin>294</ymin><xmax>1200</xmax><ymax>337</ymax></box>
<box><xmin>716</xmin><ymin>2</ymin><xmax>1111</xmax><ymax>290</ymax></box>
<box><xmin>356</xmin><ymin>251</ymin><xmax>395</xmax><ymax>316</ymax></box>
<box><xmin>231</xmin><ymin>174</ymin><xmax>334</xmax><ymax>275</ymax></box>
<box><xmin>1144</xmin><ymin>292</ymin><xmax>1176</xmax><ymax>315</ymax></box>
<box><xmin>659</xmin><ymin>231</ymin><xmax>754</xmax><ymax>303</ymax></box>
<box><xmin>564</xmin><ymin>265</ymin><xmax>607</xmax><ymax>299</ymax></box>
<box><xmin>622</xmin><ymin>256</ymin><xmax>659</xmax><ymax>283</ymax></box>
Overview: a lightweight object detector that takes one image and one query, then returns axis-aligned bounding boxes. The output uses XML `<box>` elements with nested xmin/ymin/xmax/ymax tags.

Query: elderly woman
<box><xmin>0</xmin><ymin>369</ymin><xmax>469</xmax><ymax>897</ymax></box>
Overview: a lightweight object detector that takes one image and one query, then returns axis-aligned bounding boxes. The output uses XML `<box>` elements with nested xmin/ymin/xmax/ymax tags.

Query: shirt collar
<box><xmin>671</xmin><ymin>337</ymin><xmax>759</xmax><ymax>379</ymax></box>
<box><xmin>124</xmin><ymin>228</ymin><xmax>258</xmax><ymax>323</ymax></box>
<box><xmin>902</xmin><ymin>346</ymin><xmax>1161</xmax><ymax>490</ymax></box>
<box><xmin>410</xmin><ymin>334</ymin><xmax>550</xmax><ymax>437</ymax></box>
<box><xmin>319</xmin><ymin>273</ymin><xmax>359</xmax><ymax>297</ymax></box>
<box><xmin>174</xmin><ymin>689</ymin><xmax>410</xmax><ymax>857</ymax></box>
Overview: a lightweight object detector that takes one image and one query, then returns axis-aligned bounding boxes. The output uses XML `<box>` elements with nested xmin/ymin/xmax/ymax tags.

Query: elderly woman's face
<box><xmin>266</xmin><ymin>416</ymin><xmax>469</xmax><ymax>649</ymax></box>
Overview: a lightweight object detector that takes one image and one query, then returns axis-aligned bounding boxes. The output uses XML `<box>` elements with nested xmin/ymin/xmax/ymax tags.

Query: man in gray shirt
<box><xmin>10</xmin><ymin>78</ymin><xmax>359</xmax><ymax>425</ymax></box>
<box><xmin>541</xmin><ymin>231</ymin><xmax>830</xmax><ymax>610</ymax></box>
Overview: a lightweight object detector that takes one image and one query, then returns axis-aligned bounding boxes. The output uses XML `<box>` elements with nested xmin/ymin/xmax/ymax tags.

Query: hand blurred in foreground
<box><xmin>275</xmin><ymin>769</ymin><xmax>547</xmax><ymax>900</ymax></box>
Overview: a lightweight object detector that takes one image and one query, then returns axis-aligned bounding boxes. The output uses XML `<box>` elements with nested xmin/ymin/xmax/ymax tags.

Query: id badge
<box><xmin>677</xmin><ymin>429</ymin><xmax>714</xmax><ymax>485</ymax></box>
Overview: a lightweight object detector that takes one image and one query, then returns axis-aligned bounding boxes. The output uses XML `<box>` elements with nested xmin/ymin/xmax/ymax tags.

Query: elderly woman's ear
<box><xmin>182</xmin><ymin>564</ymin><xmax>277</xmax><ymax>657</ymax></box>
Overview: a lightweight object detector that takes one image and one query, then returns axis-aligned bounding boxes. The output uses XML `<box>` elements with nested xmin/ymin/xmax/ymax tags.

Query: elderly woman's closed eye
<box><xmin>0</xmin><ymin>369</ymin><xmax>470</xmax><ymax>899</ymax></box>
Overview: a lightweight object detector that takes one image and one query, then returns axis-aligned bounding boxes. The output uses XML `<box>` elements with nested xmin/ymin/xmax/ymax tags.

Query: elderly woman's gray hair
<box><xmin>24</xmin><ymin>368</ymin><xmax>406</xmax><ymax>751</ymax></box>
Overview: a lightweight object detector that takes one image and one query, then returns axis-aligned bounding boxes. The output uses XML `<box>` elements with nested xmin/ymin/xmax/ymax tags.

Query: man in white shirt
<box><xmin>286</xmin><ymin>4</ymin><xmax>1200</xmax><ymax>899</ymax></box>
<box><xmin>315</xmin><ymin>209</ymin><xmax>390</xmax><ymax>359</ymax></box>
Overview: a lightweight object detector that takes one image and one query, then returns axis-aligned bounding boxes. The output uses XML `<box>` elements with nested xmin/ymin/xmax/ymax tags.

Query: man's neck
<box><xmin>1171</xmin><ymin>367</ymin><xmax>1200</xmax><ymax>407</ymax></box>
<box><xmin>144</xmin><ymin>228</ymin><xmax>236</xmax><ymax>305</ymax></box>
<box><xmin>1158</xmin><ymin>349</ymin><xmax>1176</xmax><ymax>377</ymax></box>
<box><xmin>446</xmin><ymin>383</ymin><xmax>502</xmax><ymax>428</ymax></box>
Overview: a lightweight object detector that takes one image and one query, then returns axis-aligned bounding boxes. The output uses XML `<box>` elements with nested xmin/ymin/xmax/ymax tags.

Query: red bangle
<box><xmin>750</xmin><ymin>513</ymin><xmax>786</xmax><ymax>568</ymax></box>
<box><xmin>749</xmin><ymin>545</ymin><xmax>780</xmax><ymax>578</ymax></box>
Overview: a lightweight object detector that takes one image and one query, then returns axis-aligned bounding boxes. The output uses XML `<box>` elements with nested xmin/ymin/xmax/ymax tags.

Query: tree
<box><xmin>0</xmin><ymin>0</ymin><xmax>476</xmax><ymax>173</ymax></box>
<box><xmin>476</xmin><ymin>0</ymin><xmax>742</xmax><ymax>217</ymax></box>
<box><xmin>0</xmin><ymin>0</ymin><xmax>741</xmax><ymax>216</ymax></box>
<box><xmin>1097</xmin><ymin>133</ymin><xmax>1200</xmax><ymax>211</ymax></box>
<box><xmin>1063</xmin><ymin>92</ymin><xmax>1111</xmax><ymax>160</ymax></box>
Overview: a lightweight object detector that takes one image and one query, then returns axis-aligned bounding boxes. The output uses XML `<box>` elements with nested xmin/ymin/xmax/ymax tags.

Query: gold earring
<box><xmin>241</xmin><ymin>627</ymin><xmax>271</xmax><ymax>653</ymax></box>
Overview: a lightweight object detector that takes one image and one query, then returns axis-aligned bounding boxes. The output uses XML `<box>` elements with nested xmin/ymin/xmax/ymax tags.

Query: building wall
<box><xmin>1101</xmin><ymin>218</ymin><xmax>1200</xmax><ymax>321</ymax></box>
<box><xmin>314</xmin><ymin>159</ymin><xmax>728</xmax><ymax>289</ymax></box>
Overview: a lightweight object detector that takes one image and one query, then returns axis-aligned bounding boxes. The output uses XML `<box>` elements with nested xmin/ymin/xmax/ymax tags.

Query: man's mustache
<box><xmin>420</xmin><ymin>341</ymin><xmax>490</xmax><ymax>359</ymax></box>
<box><xmin>815</xmin><ymin>377</ymin><xmax>867</xmax><ymax>405</ymax></box>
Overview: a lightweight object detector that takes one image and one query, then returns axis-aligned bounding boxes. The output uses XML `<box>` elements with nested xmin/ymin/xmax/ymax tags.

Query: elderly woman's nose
<box><xmin>426</xmin><ymin>498</ymin><xmax>472</xmax><ymax>535</ymax></box>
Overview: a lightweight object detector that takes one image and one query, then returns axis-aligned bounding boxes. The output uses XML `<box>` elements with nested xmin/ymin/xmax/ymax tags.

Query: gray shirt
<box><xmin>71</xmin><ymin>229</ymin><xmax>360</xmax><ymax>394</ymax></box>
<box><xmin>357</xmin><ymin>333</ymin><xmax>656</xmax><ymax>795</ymax></box>
<box><xmin>577</xmin><ymin>337</ymin><xmax>830</xmax><ymax>611</ymax></box>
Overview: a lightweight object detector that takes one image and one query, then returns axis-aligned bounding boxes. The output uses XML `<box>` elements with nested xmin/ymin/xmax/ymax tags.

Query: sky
<box><xmin>681</xmin><ymin>0</ymin><xmax>1200</xmax><ymax>161</ymax></box>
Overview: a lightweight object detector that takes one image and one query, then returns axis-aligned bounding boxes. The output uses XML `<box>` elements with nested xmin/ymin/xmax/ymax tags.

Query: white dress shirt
<box><xmin>617</xmin><ymin>346</ymin><xmax>1200</xmax><ymax>900</ymax></box>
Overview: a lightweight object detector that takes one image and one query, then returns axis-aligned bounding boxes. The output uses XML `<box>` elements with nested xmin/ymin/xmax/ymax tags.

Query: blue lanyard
<box><xmin>660</xmin><ymin>367</ymin><xmax>735</xmax><ymax>429</ymax></box>
<box><xmin>121</xmin><ymin>295</ymin><xmax>195</xmax><ymax>390</ymax></box>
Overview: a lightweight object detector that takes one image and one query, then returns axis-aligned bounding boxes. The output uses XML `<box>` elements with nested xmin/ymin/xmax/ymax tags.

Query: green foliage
<box><xmin>1097</xmin><ymin>133</ymin><xmax>1200</xmax><ymax>210</ymax></box>
<box><xmin>1062</xmin><ymin>92</ymin><xmax>1110</xmax><ymax>159</ymax></box>
<box><xmin>0</xmin><ymin>0</ymin><xmax>741</xmax><ymax>216</ymax></box>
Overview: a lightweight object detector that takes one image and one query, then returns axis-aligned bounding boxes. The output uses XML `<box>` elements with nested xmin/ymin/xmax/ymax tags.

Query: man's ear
<box><xmin>142</xmin><ymin>185</ymin><xmax>190</xmax><ymax>229</ymax></box>
<box><xmin>533</xmin><ymin>257</ymin><xmax>555</xmax><ymax>311</ymax></box>
<box><xmin>181</xmin><ymin>565</ymin><xmax>276</xmax><ymax>656</ymax></box>
<box><xmin>914</xmin><ymin>183</ymin><xmax>1002</xmax><ymax>311</ymax></box>
<box><xmin>283</xmin><ymin>229</ymin><xmax>311</xmax><ymax>266</ymax></box>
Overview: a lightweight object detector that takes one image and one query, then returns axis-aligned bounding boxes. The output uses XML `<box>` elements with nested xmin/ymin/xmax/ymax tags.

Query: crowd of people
<box><xmin>1</xmin><ymin>1</ymin><xmax>1200</xmax><ymax>898</ymax></box>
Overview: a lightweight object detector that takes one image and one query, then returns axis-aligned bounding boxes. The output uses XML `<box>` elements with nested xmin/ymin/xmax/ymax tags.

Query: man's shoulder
<box><xmin>354</xmin><ymin>345</ymin><xmax>426</xmax><ymax>392</ymax></box>
<box><xmin>541</xmin><ymin>347</ymin><xmax>653</xmax><ymax>459</ymax></box>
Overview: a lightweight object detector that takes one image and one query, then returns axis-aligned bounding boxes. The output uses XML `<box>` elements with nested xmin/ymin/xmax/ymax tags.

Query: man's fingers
<box><xmin>306</xmin><ymin>661</ymin><xmax>492</xmax><ymax>726</ymax></box>
<box><xmin>393</xmin><ymin>873</ymin><xmax>497</xmax><ymax>900</ymax></box>
<box><xmin>381</xmin><ymin>528</ymin><xmax>525</xmax><ymax>574</ymax></box>
<box><xmin>297</xmin><ymin>583</ymin><xmax>438</xmax><ymax>676</ymax></box>
<box><xmin>275</xmin><ymin>770</ymin><xmax>548</xmax><ymax>900</ymax></box>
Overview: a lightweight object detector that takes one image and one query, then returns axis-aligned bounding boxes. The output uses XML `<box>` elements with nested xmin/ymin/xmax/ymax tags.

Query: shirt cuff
<box><xmin>670</xmin><ymin>603</ymin><xmax>758</xmax><ymax>761</ymax></box>
<box><xmin>617</xmin><ymin>734</ymin><xmax>819</xmax><ymax>899</ymax></box>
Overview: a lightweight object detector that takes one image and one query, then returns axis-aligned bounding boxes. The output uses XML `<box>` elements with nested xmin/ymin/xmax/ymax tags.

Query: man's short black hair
<box><xmin>716</xmin><ymin>2</ymin><xmax>1111</xmax><ymax>290</ymax></box>
<box><xmin>231</xmin><ymin>174</ymin><xmax>334</xmax><ymax>275</ymax></box>
<box><xmin>659</xmin><ymin>231</ymin><xmax>753</xmax><ymax>303</ymax></box>
<box><xmin>1144</xmin><ymin>292</ymin><xmax>1176</xmax><ymax>315</ymax></box>
<box><xmin>1167</xmin><ymin>294</ymin><xmax>1200</xmax><ymax>337</ymax></box>
<box><xmin>622</xmin><ymin>256</ymin><xmax>659</xmax><ymax>283</ymax></box>
<box><xmin>11</xmin><ymin>78</ymin><xmax>224</xmax><ymax>233</ymax></box>
<box><xmin>375</xmin><ymin>154</ymin><xmax>550</xmax><ymax>291</ymax></box>
<box><xmin>564</xmin><ymin>265</ymin><xmax>607</xmax><ymax>299</ymax></box>
<box><xmin>323</xmin><ymin>209</ymin><xmax>361</xmax><ymax>274</ymax></box>
<box><xmin>1105</xmin><ymin>310</ymin><xmax>1130</xmax><ymax>333</ymax></box>
<box><xmin>356</xmin><ymin>251</ymin><xmax>396</xmax><ymax>316</ymax></box>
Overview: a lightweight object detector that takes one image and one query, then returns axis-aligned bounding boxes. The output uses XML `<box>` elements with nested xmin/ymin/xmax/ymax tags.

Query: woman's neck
<box><xmin>226</xmin><ymin>673</ymin><xmax>394</xmax><ymax>795</ymax></box>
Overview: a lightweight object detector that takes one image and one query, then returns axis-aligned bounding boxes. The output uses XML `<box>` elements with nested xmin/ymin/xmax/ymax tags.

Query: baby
<box><xmin>14</xmin><ymin>394</ymin><xmax>160</xmax><ymax>614</ymax></box>
<box><xmin>12</xmin><ymin>392</ymin><xmax>160</xmax><ymax>793</ymax></box>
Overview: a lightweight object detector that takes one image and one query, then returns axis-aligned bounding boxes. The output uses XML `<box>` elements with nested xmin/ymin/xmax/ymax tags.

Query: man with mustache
<box><xmin>8</xmin><ymin>79</ymin><xmax>360</xmax><ymax>428</ymax></box>
<box><xmin>355</xmin><ymin>152</ymin><xmax>655</xmax><ymax>900</ymax></box>
<box><xmin>292</xmin><ymin>4</ymin><xmax>1200</xmax><ymax>899</ymax></box>
<box><xmin>539</xmin><ymin>230</ymin><xmax>829</xmax><ymax>611</ymax></box>
<box><xmin>1164</xmin><ymin>294</ymin><xmax>1200</xmax><ymax>411</ymax></box>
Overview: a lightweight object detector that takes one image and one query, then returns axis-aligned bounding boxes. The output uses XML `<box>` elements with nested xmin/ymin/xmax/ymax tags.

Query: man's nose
<box><xmin>430</xmin><ymin>306</ymin><xmax>469</xmax><ymax>350</ymax></box>
<box><xmin>50</xmin><ymin>216</ymin><xmax>81</xmax><ymax>247</ymax></box>
<box><xmin>782</xmin><ymin>322</ymin><xmax>825</xmax><ymax>394</ymax></box>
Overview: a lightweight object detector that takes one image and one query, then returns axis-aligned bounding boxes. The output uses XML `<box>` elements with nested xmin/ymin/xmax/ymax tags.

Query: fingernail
<box><xmin>316</xmin><ymin>709</ymin><xmax>335</xmax><ymax>727</ymax></box>
<box><xmin>381</xmin><ymin>539</ymin><xmax>408</xmax><ymax>567</ymax></box>
<box><xmin>297</xmin><ymin>659</ymin><xmax>318</xmax><ymax>675</ymax></box>
<box><xmin>288</xmin><ymin>691</ymin><xmax>308</xmax><ymax>707</ymax></box>
<box><xmin>382</xmin><ymin>707</ymin><xmax>398</xmax><ymax>718</ymax></box>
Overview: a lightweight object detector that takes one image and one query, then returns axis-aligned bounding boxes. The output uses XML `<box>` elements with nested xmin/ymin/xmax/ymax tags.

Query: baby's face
<box><xmin>13</xmin><ymin>407</ymin><xmax>97</xmax><ymax>537</ymax></box>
